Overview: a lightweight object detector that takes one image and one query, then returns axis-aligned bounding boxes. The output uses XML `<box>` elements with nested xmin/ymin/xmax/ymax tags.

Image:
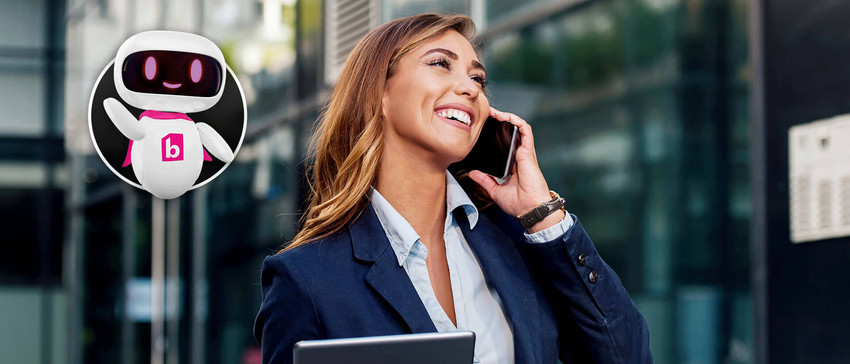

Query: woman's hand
<box><xmin>467</xmin><ymin>107</ymin><xmax>566</xmax><ymax>232</ymax></box>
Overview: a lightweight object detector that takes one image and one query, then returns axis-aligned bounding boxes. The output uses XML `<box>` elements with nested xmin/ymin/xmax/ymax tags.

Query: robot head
<box><xmin>113</xmin><ymin>31</ymin><xmax>226</xmax><ymax>113</ymax></box>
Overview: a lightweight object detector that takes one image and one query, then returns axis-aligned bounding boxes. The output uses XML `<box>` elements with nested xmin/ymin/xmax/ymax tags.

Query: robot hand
<box><xmin>196</xmin><ymin>122</ymin><xmax>234</xmax><ymax>163</ymax></box>
<box><xmin>103</xmin><ymin>98</ymin><xmax>145</xmax><ymax>140</ymax></box>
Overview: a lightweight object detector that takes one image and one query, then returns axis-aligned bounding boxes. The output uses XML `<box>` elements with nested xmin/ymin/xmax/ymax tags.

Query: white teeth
<box><xmin>437</xmin><ymin>108</ymin><xmax>471</xmax><ymax>126</ymax></box>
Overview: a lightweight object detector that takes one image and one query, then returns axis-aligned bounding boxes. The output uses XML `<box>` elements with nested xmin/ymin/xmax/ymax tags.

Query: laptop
<box><xmin>293</xmin><ymin>331</ymin><xmax>476</xmax><ymax>364</ymax></box>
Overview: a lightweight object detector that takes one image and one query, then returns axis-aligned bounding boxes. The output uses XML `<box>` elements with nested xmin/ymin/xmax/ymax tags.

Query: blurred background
<box><xmin>0</xmin><ymin>0</ymin><xmax>848</xmax><ymax>363</ymax></box>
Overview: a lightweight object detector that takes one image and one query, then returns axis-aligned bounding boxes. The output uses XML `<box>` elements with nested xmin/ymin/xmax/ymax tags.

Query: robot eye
<box><xmin>190</xmin><ymin>59</ymin><xmax>202</xmax><ymax>83</ymax></box>
<box><xmin>144</xmin><ymin>56</ymin><xmax>157</xmax><ymax>80</ymax></box>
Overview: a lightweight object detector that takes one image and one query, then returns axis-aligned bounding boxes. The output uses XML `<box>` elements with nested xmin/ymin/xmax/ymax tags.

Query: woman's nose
<box><xmin>454</xmin><ymin>76</ymin><xmax>479</xmax><ymax>99</ymax></box>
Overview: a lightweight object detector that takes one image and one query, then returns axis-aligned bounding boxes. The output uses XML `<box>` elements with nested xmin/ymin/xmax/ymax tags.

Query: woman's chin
<box><xmin>420</xmin><ymin>136</ymin><xmax>474</xmax><ymax>167</ymax></box>
<box><xmin>438</xmin><ymin>149</ymin><xmax>473</xmax><ymax>167</ymax></box>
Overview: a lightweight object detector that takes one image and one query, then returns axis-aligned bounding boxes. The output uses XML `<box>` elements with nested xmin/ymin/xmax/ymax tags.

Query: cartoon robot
<box><xmin>103</xmin><ymin>31</ymin><xmax>234</xmax><ymax>199</ymax></box>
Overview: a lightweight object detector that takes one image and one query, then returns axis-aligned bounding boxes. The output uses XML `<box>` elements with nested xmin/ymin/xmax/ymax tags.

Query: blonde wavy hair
<box><xmin>282</xmin><ymin>13</ymin><xmax>492</xmax><ymax>252</ymax></box>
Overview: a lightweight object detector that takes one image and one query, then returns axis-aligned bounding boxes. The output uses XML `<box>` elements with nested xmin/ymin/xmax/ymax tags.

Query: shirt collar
<box><xmin>369</xmin><ymin>186</ymin><xmax>421</xmax><ymax>266</ymax></box>
<box><xmin>445</xmin><ymin>170</ymin><xmax>479</xmax><ymax>230</ymax></box>
<box><xmin>369</xmin><ymin>170</ymin><xmax>480</xmax><ymax>266</ymax></box>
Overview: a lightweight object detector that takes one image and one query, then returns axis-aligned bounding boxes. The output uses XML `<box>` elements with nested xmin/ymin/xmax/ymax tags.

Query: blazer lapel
<box><xmin>456</xmin><ymin>209</ymin><xmax>543</xmax><ymax>364</ymax></box>
<box><xmin>350</xmin><ymin>204</ymin><xmax>438</xmax><ymax>334</ymax></box>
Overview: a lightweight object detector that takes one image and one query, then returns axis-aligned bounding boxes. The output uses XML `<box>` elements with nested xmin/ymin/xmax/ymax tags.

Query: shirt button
<box><xmin>588</xmin><ymin>271</ymin><xmax>599</xmax><ymax>284</ymax></box>
<box><xmin>577</xmin><ymin>253</ymin><xmax>587</xmax><ymax>266</ymax></box>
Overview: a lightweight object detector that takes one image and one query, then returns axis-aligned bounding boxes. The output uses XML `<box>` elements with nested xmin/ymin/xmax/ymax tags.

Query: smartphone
<box><xmin>449</xmin><ymin>116</ymin><xmax>520</xmax><ymax>183</ymax></box>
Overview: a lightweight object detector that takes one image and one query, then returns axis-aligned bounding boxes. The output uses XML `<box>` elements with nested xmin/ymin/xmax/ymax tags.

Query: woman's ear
<box><xmin>379</xmin><ymin>93</ymin><xmax>389</xmax><ymax>121</ymax></box>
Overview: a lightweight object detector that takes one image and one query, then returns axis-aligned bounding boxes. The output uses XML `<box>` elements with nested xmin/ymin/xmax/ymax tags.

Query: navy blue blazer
<box><xmin>253</xmin><ymin>204</ymin><xmax>652</xmax><ymax>364</ymax></box>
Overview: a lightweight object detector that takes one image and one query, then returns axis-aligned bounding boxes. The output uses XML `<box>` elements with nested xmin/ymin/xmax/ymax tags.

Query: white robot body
<box><xmin>132</xmin><ymin>116</ymin><xmax>204</xmax><ymax>199</ymax></box>
<box><xmin>103</xmin><ymin>30</ymin><xmax>235</xmax><ymax>199</ymax></box>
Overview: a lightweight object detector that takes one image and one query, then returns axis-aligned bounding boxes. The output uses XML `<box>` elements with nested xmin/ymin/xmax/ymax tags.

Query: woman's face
<box><xmin>381</xmin><ymin>30</ymin><xmax>489</xmax><ymax>166</ymax></box>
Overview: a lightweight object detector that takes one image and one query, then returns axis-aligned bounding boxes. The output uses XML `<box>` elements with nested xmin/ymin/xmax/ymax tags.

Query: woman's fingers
<box><xmin>480</xmin><ymin>107</ymin><xmax>553</xmax><ymax>216</ymax></box>
<box><xmin>489</xmin><ymin>107</ymin><xmax>536</xmax><ymax>163</ymax></box>
<box><xmin>468</xmin><ymin>170</ymin><xmax>500</xmax><ymax>196</ymax></box>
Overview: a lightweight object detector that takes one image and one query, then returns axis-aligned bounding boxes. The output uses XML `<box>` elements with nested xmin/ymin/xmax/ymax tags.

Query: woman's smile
<box><xmin>434</xmin><ymin>103</ymin><xmax>475</xmax><ymax>132</ymax></box>
<box><xmin>435</xmin><ymin>110</ymin><xmax>471</xmax><ymax>131</ymax></box>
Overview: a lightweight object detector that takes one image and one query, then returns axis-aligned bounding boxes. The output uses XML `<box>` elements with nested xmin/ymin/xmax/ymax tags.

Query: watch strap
<box><xmin>516</xmin><ymin>191</ymin><xmax>566</xmax><ymax>230</ymax></box>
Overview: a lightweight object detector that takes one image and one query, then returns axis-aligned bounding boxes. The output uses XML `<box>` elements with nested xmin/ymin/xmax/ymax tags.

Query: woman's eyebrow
<box><xmin>422</xmin><ymin>48</ymin><xmax>486</xmax><ymax>73</ymax></box>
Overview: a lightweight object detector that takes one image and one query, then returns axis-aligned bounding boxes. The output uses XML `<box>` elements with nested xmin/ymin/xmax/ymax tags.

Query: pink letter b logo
<box><xmin>161</xmin><ymin>133</ymin><xmax>183</xmax><ymax>161</ymax></box>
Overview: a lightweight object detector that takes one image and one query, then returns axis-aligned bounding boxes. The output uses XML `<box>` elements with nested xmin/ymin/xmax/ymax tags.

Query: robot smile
<box><xmin>162</xmin><ymin>81</ymin><xmax>182</xmax><ymax>89</ymax></box>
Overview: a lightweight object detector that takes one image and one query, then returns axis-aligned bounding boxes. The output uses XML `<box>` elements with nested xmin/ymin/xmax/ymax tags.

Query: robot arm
<box><xmin>196</xmin><ymin>122</ymin><xmax>234</xmax><ymax>163</ymax></box>
<box><xmin>103</xmin><ymin>98</ymin><xmax>145</xmax><ymax>140</ymax></box>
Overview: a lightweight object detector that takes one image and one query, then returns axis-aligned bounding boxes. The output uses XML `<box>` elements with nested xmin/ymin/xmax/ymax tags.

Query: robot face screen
<box><xmin>122</xmin><ymin>50</ymin><xmax>223</xmax><ymax>97</ymax></box>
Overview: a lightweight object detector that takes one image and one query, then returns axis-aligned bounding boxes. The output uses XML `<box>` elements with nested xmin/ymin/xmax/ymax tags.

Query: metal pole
<box><xmin>122</xmin><ymin>185</ymin><xmax>137</xmax><ymax>364</ymax></box>
<box><xmin>66</xmin><ymin>155</ymin><xmax>86</xmax><ymax>364</ymax></box>
<box><xmin>748</xmin><ymin>0</ymin><xmax>768</xmax><ymax>362</ymax></box>
<box><xmin>166</xmin><ymin>198</ymin><xmax>181</xmax><ymax>364</ymax></box>
<box><xmin>152</xmin><ymin>197</ymin><xmax>166</xmax><ymax>364</ymax></box>
<box><xmin>191</xmin><ymin>187</ymin><xmax>208</xmax><ymax>364</ymax></box>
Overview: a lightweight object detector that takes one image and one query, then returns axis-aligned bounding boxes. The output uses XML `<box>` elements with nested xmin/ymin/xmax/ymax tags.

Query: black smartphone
<box><xmin>449</xmin><ymin>116</ymin><xmax>520</xmax><ymax>183</ymax></box>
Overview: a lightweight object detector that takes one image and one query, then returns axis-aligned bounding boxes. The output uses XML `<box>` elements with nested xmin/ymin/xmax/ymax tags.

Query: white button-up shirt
<box><xmin>369</xmin><ymin>170</ymin><xmax>572</xmax><ymax>364</ymax></box>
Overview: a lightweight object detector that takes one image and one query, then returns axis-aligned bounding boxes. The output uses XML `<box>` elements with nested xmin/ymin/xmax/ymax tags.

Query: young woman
<box><xmin>253</xmin><ymin>13</ymin><xmax>652</xmax><ymax>364</ymax></box>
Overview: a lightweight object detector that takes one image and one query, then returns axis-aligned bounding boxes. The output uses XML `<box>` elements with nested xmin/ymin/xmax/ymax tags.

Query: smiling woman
<box><xmin>253</xmin><ymin>13</ymin><xmax>653</xmax><ymax>364</ymax></box>
<box><xmin>381</xmin><ymin>30</ymin><xmax>488</xmax><ymax>166</ymax></box>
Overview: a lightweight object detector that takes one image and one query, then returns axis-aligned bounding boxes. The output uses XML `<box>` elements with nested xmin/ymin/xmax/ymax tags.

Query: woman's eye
<box><xmin>428</xmin><ymin>58</ymin><xmax>451</xmax><ymax>69</ymax></box>
<box><xmin>472</xmin><ymin>75</ymin><xmax>487</xmax><ymax>87</ymax></box>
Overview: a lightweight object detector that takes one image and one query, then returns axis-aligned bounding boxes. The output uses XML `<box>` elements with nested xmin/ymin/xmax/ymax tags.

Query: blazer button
<box><xmin>588</xmin><ymin>271</ymin><xmax>599</xmax><ymax>284</ymax></box>
<box><xmin>577</xmin><ymin>253</ymin><xmax>587</xmax><ymax>266</ymax></box>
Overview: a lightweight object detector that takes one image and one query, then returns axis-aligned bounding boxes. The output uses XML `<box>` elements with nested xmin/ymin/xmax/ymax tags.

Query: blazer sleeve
<box><xmin>487</xmin><ymin>209</ymin><xmax>652</xmax><ymax>364</ymax></box>
<box><xmin>253</xmin><ymin>253</ymin><xmax>325</xmax><ymax>364</ymax></box>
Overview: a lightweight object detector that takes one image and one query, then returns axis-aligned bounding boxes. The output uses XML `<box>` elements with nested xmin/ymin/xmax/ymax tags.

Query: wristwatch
<box><xmin>515</xmin><ymin>191</ymin><xmax>567</xmax><ymax>230</ymax></box>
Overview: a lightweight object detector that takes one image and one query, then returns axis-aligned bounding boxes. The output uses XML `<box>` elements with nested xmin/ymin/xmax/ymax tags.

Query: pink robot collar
<box><xmin>139</xmin><ymin>110</ymin><xmax>191</xmax><ymax>120</ymax></box>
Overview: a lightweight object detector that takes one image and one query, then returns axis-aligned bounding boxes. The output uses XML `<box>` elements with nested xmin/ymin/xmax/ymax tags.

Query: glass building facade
<box><xmin>0</xmin><ymin>0</ymin><xmax>752</xmax><ymax>363</ymax></box>
<box><xmin>0</xmin><ymin>0</ymin><xmax>67</xmax><ymax>363</ymax></box>
<box><xmin>477</xmin><ymin>1</ymin><xmax>753</xmax><ymax>363</ymax></box>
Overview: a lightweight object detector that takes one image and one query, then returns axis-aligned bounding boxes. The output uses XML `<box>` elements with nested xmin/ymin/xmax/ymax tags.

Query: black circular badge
<box><xmin>88</xmin><ymin>60</ymin><xmax>247</xmax><ymax>193</ymax></box>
